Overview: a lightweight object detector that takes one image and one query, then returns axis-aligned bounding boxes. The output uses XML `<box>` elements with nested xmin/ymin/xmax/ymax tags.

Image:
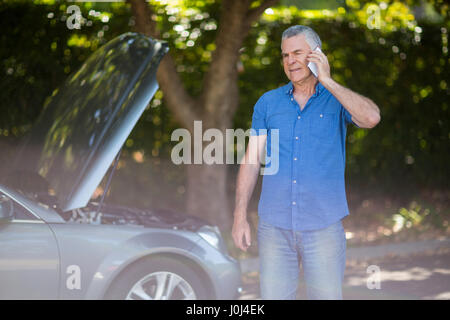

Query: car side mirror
<box><xmin>0</xmin><ymin>194</ymin><xmax>14</xmax><ymax>221</ymax></box>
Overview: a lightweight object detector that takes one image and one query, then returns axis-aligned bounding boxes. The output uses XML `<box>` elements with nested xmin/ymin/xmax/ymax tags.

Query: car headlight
<box><xmin>197</xmin><ymin>225</ymin><xmax>228</xmax><ymax>253</ymax></box>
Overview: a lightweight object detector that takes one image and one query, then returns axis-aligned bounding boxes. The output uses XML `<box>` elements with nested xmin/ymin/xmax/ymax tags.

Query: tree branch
<box><xmin>127</xmin><ymin>0</ymin><xmax>199</xmax><ymax>131</ymax></box>
<box><xmin>201</xmin><ymin>0</ymin><xmax>250</xmax><ymax>121</ymax></box>
<box><xmin>246</xmin><ymin>0</ymin><xmax>280</xmax><ymax>25</ymax></box>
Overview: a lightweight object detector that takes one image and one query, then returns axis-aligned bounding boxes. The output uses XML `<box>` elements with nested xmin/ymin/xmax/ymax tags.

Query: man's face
<box><xmin>281</xmin><ymin>34</ymin><xmax>314</xmax><ymax>83</ymax></box>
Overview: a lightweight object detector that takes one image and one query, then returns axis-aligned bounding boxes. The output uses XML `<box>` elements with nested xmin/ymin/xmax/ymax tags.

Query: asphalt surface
<box><xmin>238</xmin><ymin>238</ymin><xmax>450</xmax><ymax>300</ymax></box>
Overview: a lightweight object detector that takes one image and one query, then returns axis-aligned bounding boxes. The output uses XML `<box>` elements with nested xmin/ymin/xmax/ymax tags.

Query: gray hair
<box><xmin>281</xmin><ymin>25</ymin><xmax>322</xmax><ymax>50</ymax></box>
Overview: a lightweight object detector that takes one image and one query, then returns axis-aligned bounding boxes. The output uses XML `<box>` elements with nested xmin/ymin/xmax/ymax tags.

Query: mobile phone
<box><xmin>307</xmin><ymin>46</ymin><xmax>322</xmax><ymax>77</ymax></box>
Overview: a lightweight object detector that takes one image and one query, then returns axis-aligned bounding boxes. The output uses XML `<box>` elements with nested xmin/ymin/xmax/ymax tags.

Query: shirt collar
<box><xmin>285</xmin><ymin>81</ymin><xmax>323</xmax><ymax>97</ymax></box>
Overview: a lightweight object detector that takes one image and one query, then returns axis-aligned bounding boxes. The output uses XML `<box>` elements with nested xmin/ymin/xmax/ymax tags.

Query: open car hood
<box><xmin>7</xmin><ymin>33</ymin><xmax>168</xmax><ymax>212</ymax></box>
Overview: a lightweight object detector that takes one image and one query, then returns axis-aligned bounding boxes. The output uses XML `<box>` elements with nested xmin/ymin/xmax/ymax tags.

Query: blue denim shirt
<box><xmin>251</xmin><ymin>81</ymin><xmax>357</xmax><ymax>231</ymax></box>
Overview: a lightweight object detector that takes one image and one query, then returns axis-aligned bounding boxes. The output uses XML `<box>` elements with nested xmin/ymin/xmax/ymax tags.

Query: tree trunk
<box><xmin>184</xmin><ymin>118</ymin><xmax>234</xmax><ymax>230</ymax></box>
<box><xmin>128</xmin><ymin>0</ymin><xmax>280</xmax><ymax>229</ymax></box>
<box><xmin>186</xmin><ymin>163</ymin><xmax>231</xmax><ymax>230</ymax></box>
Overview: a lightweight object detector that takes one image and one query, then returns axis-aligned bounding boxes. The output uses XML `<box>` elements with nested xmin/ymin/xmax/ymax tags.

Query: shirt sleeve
<box><xmin>341</xmin><ymin>104</ymin><xmax>360</xmax><ymax>128</ymax></box>
<box><xmin>250</xmin><ymin>95</ymin><xmax>268</xmax><ymax>136</ymax></box>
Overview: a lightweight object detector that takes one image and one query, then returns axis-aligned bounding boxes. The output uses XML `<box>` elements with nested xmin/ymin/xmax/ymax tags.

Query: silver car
<box><xmin>0</xmin><ymin>33</ymin><xmax>241</xmax><ymax>300</ymax></box>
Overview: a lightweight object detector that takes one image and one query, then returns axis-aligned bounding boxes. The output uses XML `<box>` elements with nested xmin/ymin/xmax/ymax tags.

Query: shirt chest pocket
<box><xmin>267</xmin><ymin>112</ymin><xmax>296</xmax><ymax>141</ymax></box>
<box><xmin>309</xmin><ymin>112</ymin><xmax>338</xmax><ymax>143</ymax></box>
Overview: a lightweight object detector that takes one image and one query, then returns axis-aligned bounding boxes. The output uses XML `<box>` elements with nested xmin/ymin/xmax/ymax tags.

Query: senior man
<box><xmin>232</xmin><ymin>25</ymin><xmax>381</xmax><ymax>300</ymax></box>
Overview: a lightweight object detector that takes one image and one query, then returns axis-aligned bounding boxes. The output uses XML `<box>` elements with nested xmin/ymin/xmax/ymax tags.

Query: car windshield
<box><xmin>0</xmin><ymin>33</ymin><xmax>167</xmax><ymax>211</ymax></box>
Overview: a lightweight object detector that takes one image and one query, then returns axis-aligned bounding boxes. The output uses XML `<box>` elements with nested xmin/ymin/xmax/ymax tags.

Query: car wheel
<box><xmin>105</xmin><ymin>256</ymin><xmax>208</xmax><ymax>300</ymax></box>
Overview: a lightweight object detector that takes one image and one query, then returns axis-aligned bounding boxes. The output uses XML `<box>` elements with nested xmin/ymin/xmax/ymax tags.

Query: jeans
<box><xmin>257</xmin><ymin>218</ymin><xmax>346</xmax><ymax>300</ymax></box>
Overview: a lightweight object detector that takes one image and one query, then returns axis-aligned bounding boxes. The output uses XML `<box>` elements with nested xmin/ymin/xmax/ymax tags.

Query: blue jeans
<box><xmin>257</xmin><ymin>218</ymin><xmax>346</xmax><ymax>300</ymax></box>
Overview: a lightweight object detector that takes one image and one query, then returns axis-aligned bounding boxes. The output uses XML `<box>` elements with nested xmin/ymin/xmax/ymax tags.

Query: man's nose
<box><xmin>288</xmin><ymin>54</ymin><xmax>296</xmax><ymax>65</ymax></box>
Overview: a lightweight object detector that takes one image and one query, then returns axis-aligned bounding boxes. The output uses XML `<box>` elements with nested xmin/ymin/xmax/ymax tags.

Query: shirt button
<box><xmin>291</xmin><ymin>97</ymin><xmax>293</xmax><ymax>101</ymax></box>
<box><xmin>320</xmin><ymin>114</ymin><xmax>323</xmax><ymax>118</ymax></box>
<box><xmin>295</xmin><ymin>136</ymin><xmax>299</xmax><ymax>140</ymax></box>
<box><xmin>292</xmin><ymin>201</ymin><xmax>296</xmax><ymax>205</ymax></box>
<box><xmin>297</xmin><ymin>116</ymin><xmax>301</xmax><ymax>120</ymax></box>
<box><xmin>294</xmin><ymin>157</ymin><xmax>297</xmax><ymax>161</ymax></box>
<box><xmin>293</xmin><ymin>180</ymin><xmax>297</xmax><ymax>184</ymax></box>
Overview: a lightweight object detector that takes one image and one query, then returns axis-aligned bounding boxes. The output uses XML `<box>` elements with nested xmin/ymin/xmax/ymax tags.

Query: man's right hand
<box><xmin>231</xmin><ymin>135</ymin><xmax>266</xmax><ymax>252</ymax></box>
<box><xmin>232</xmin><ymin>214</ymin><xmax>251</xmax><ymax>252</ymax></box>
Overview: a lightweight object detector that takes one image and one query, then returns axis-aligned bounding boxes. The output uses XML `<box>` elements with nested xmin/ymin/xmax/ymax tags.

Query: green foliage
<box><xmin>0</xmin><ymin>0</ymin><xmax>122</xmax><ymax>134</ymax></box>
<box><xmin>0</xmin><ymin>0</ymin><xmax>448</xmax><ymax>208</ymax></box>
<box><xmin>392</xmin><ymin>199</ymin><xmax>449</xmax><ymax>232</ymax></box>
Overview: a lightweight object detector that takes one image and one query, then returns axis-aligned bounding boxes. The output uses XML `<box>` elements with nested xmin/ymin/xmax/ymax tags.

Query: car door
<box><xmin>0</xmin><ymin>192</ymin><xmax>60</xmax><ymax>299</ymax></box>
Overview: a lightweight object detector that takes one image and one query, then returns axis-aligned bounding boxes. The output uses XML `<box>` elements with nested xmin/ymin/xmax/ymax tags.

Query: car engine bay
<box><xmin>66</xmin><ymin>202</ymin><xmax>207</xmax><ymax>232</ymax></box>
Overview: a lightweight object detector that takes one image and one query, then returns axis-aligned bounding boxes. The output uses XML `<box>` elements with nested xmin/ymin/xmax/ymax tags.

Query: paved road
<box><xmin>238</xmin><ymin>238</ymin><xmax>450</xmax><ymax>300</ymax></box>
